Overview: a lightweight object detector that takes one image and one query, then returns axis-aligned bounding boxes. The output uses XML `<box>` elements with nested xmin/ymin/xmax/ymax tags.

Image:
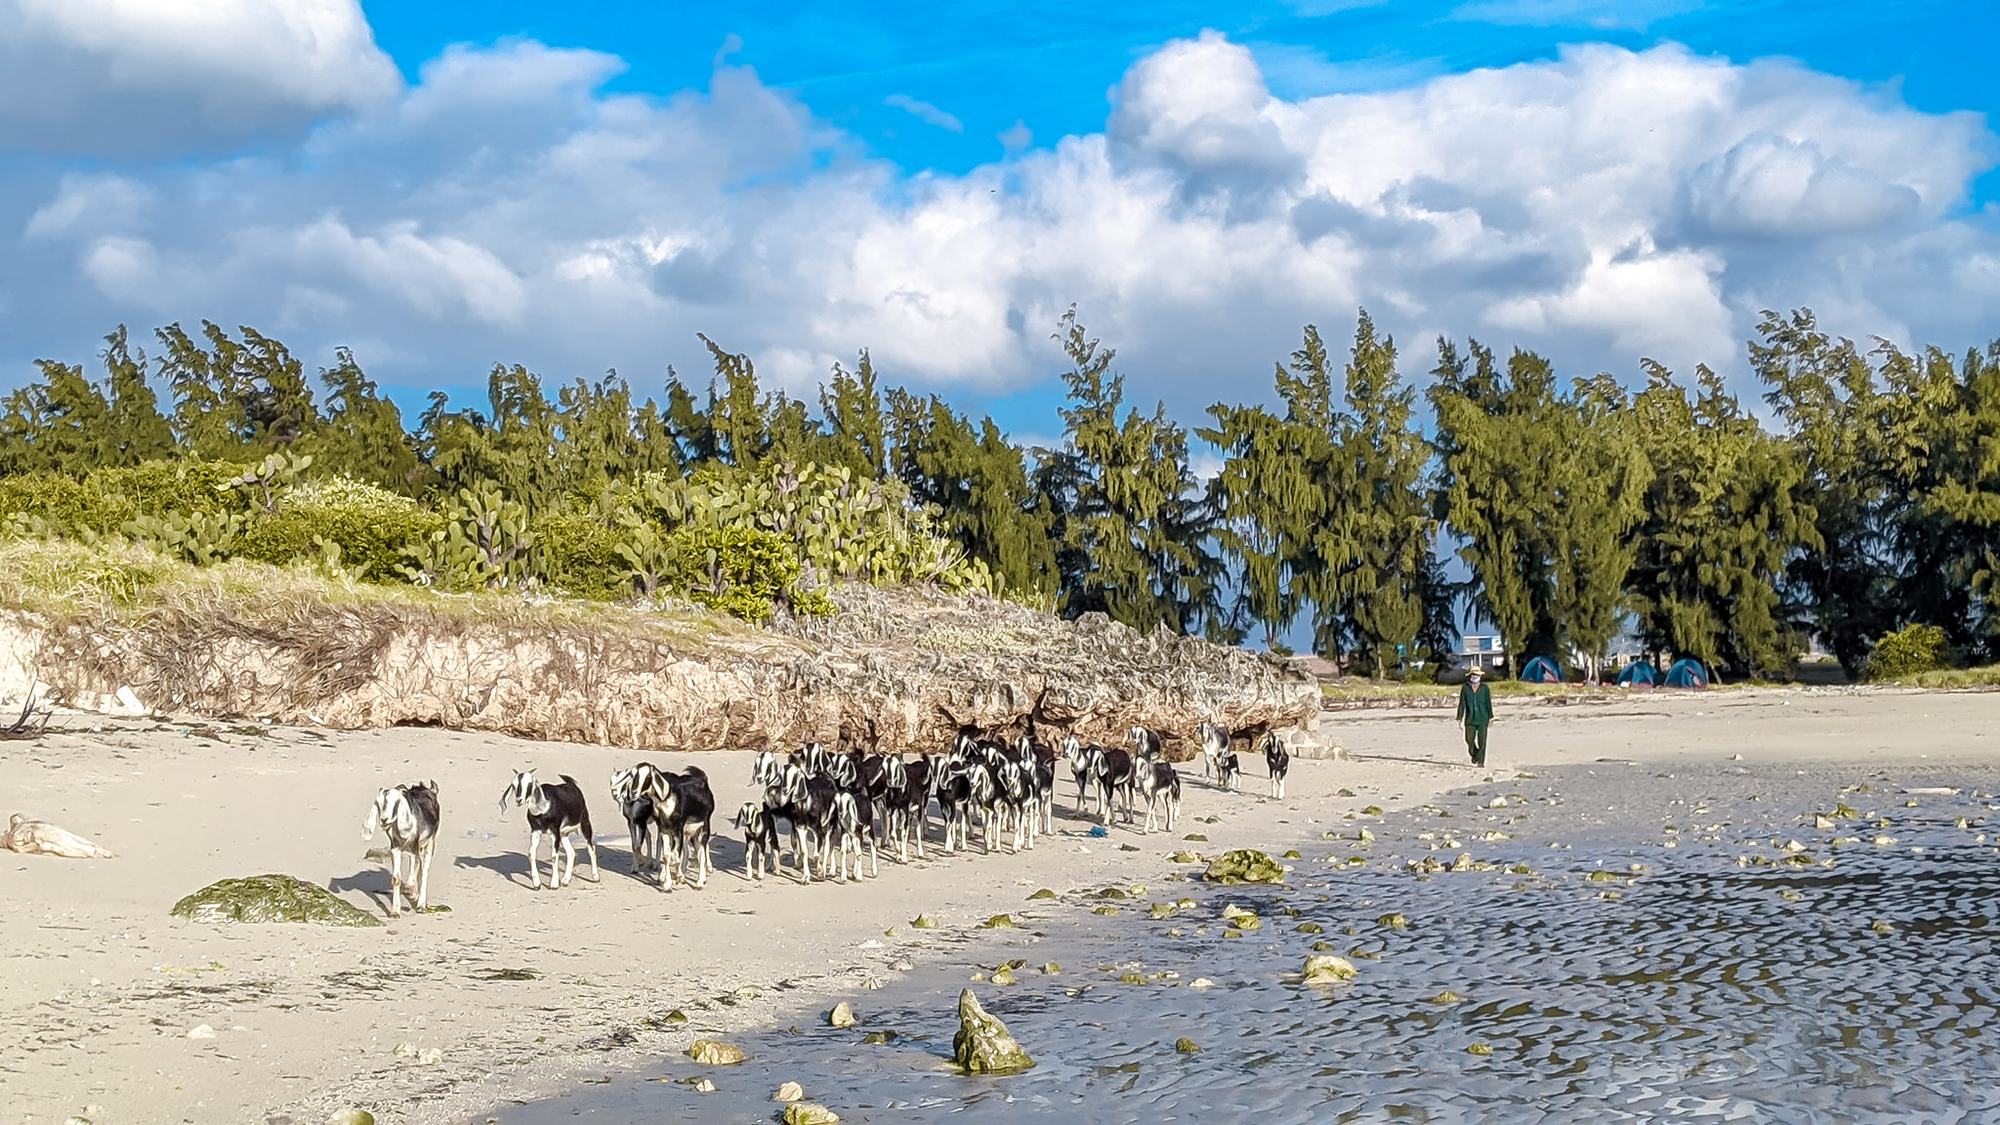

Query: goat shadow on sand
<box><xmin>327</xmin><ymin>867</ymin><xmax>430</xmax><ymax>918</ymax></box>
<box><xmin>455</xmin><ymin>834</ymin><xmax>749</xmax><ymax>889</ymax></box>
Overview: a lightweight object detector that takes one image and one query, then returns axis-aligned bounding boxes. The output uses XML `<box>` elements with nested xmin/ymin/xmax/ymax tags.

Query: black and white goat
<box><xmin>1263</xmin><ymin>730</ymin><xmax>1291</xmax><ymax>799</ymax></box>
<box><xmin>1092</xmin><ymin>744</ymin><xmax>1137</xmax><ymax>827</ymax></box>
<box><xmin>932</xmin><ymin>755</ymin><xmax>975</xmax><ymax>854</ymax></box>
<box><xmin>641</xmin><ymin>765</ymin><xmax>715</xmax><ymax>889</ymax></box>
<box><xmin>1131</xmin><ymin>725</ymin><xmax>1165</xmax><ymax>763</ymax></box>
<box><xmin>994</xmin><ymin>755</ymin><xmax>1038</xmax><ymax>852</ymax></box>
<box><xmin>498</xmin><ymin>770</ymin><xmax>598</xmax><ymax>890</ymax></box>
<box><xmin>767</xmin><ymin>762</ymin><xmax>838</xmax><ymax>883</ymax></box>
<box><xmin>609</xmin><ymin>763</ymin><xmax>668</xmax><ymax>878</ymax></box>
<box><xmin>751</xmin><ymin>748</ymin><xmax>789</xmax><ymax>788</ymax></box>
<box><xmin>1195</xmin><ymin>720</ymin><xmax>1230</xmax><ymax>782</ymax></box>
<box><xmin>363</xmin><ymin>780</ymin><xmax>440</xmax><ymax>916</ymax></box>
<box><xmin>732</xmin><ymin>801</ymin><xmax>781</xmax><ymax>880</ymax></box>
<box><xmin>1133</xmin><ymin>757</ymin><xmax>1182</xmax><ymax>833</ymax></box>
<box><xmin>1021</xmin><ymin>734</ymin><xmax>1057</xmax><ymax>835</ymax></box>
<box><xmin>1064</xmin><ymin>734</ymin><xmax>1095</xmax><ymax>813</ymax></box>
<box><xmin>882</xmin><ymin>755</ymin><xmax>930</xmax><ymax>862</ymax></box>
<box><xmin>829</xmin><ymin>789</ymin><xmax>881</xmax><ymax>881</ymax></box>
<box><xmin>1217</xmin><ymin>747</ymin><xmax>1243</xmax><ymax>792</ymax></box>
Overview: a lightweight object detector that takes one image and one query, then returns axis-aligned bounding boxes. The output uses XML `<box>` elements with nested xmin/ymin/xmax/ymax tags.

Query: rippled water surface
<box><xmin>500</xmin><ymin>761</ymin><xmax>2000</xmax><ymax>1123</ymax></box>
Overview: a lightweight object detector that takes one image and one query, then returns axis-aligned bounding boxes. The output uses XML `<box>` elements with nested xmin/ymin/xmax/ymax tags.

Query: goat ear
<box><xmin>427</xmin><ymin>779</ymin><xmax>440</xmax><ymax>795</ymax></box>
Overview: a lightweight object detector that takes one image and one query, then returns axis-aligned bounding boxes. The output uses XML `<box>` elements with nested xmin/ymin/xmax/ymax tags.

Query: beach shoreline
<box><xmin>3</xmin><ymin>687</ymin><xmax>1994</xmax><ymax>1125</ymax></box>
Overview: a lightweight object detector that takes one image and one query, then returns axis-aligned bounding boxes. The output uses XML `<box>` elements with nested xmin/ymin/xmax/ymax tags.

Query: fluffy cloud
<box><xmin>0</xmin><ymin>0</ymin><xmax>398</xmax><ymax>154</ymax></box>
<box><xmin>1</xmin><ymin>25</ymin><xmax>1995</xmax><ymax>419</ymax></box>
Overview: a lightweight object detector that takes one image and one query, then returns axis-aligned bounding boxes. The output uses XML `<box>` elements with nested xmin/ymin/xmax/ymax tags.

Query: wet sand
<box><xmin>1</xmin><ymin>688</ymin><xmax>1993</xmax><ymax>1124</ymax></box>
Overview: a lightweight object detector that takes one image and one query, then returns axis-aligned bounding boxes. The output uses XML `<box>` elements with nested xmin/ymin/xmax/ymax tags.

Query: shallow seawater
<box><xmin>498</xmin><ymin>760</ymin><xmax>2000</xmax><ymax>1124</ymax></box>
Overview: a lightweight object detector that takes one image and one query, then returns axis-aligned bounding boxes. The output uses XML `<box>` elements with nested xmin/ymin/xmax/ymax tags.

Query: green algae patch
<box><xmin>170</xmin><ymin>874</ymin><xmax>380</xmax><ymax>927</ymax></box>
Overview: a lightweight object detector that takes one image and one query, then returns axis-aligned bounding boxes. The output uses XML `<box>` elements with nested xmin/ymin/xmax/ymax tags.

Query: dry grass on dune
<box><xmin>0</xmin><ymin>535</ymin><xmax>761</xmax><ymax>650</ymax></box>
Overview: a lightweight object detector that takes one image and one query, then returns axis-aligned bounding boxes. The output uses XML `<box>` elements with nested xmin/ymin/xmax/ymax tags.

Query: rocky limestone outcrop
<box><xmin>0</xmin><ymin>581</ymin><xmax>1320</xmax><ymax>754</ymax></box>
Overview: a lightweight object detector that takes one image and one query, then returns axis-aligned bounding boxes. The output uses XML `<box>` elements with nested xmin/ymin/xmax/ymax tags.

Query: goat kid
<box><xmin>932</xmin><ymin>756</ymin><xmax>975</xmax><ymax>854</ymax></box>
<box><xmin>882</xmin><ymin>756</ymin><xmax>931</xmax><ymax>863</ymax></box>
<box><xmin>499</xmin><ymin>770</ymin><xmax>599</xmax><ymax>890</ymax></box>
<box><xmin>363</xmin><ymin>780</ymin><xmax>440</xmax><ymax>916</ymax></box>
<box><xmin>830</xmin><ymin>789</ymin><xmax>881</xmax><ymax>881</ymax></box>
<box><xmin>1133</xmin><ymin>759</ymin><xmax>1182</xmax><ymax>833</ymax></box>
<box><xmin>732</xmin><ymin>801</ymin><xmax>781</xmax><ymax>880</ymax></box>
<box><xmin>1217</xmin><ymin>748</ymin><xmax>1244</xmax><ymax>793</ymax></box>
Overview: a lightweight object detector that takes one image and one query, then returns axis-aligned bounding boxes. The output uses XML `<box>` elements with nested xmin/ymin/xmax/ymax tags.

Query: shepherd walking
<box><xmin>1457</xmin><ymin>666</ymin><xmax>1493</xmax><ymax>766</ymax></box>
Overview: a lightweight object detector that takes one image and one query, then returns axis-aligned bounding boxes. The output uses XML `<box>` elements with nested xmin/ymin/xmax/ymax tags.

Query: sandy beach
<box><xmin>3</xmin><ymin>687</ymin><xmax>1995</xmax><ymax>1125</ymax></box>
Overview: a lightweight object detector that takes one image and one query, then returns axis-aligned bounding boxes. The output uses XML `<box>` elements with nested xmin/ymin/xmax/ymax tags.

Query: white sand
<box><xmin>1</xmin><ymin>687</ymin><xmax>1994</xmax><ymax>1124</ymax></box>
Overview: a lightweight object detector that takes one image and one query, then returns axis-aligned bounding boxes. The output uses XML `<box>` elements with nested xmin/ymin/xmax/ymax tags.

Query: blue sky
<box><xmin>2</xmin><ymin>0</ymin><xmax>1996</xmax><ymax>445</ymax></box>
<box><xmin>357</xmin><ymin>1</ymin><xmax>1990</xmax><ymax>184</ymax></box>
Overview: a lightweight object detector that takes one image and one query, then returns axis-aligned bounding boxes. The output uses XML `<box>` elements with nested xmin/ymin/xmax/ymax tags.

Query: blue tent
<box><xmin>1520</xmin><ymin>655</ymin><xmax>1564</xmax><ymax>683</ymax></box>
<box><xmin>1664</xmin><ymin>658</ymin><xmax>1710</xmax><ymax>688</ymax></box>
<box><xmin>1617</xmin><ymin>662</ymin><xmax>1658</xmax><ymax>686</ymax></box>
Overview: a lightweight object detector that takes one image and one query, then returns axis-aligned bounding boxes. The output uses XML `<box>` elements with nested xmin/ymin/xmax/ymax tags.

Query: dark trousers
<box><xmin>1463</xmin><ymin>721</ymin><xmax>1489</xmax><ymax>765</ymax></box>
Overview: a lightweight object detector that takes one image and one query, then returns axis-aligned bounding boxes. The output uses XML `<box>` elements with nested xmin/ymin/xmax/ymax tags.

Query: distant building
<box><xmin>1459</xmin><ymin>634</ymin><xmax>1507</xmax><ymax>672</ymax></box>
<box><xmin>1287</xmin><ymin>654</ymin><xmax>1342</xmax><ymax>682</ymax></box>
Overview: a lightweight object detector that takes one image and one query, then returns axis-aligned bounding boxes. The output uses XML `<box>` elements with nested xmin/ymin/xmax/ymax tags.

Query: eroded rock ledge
<box><xmin>0</xmin><ymin>583</ymin><xmax>1320</xmax><ymax>754</ymax></box>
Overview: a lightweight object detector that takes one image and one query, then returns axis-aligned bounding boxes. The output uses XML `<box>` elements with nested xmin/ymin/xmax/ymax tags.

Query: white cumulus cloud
<box><xmin>0</xmin><ymin>21</ymin><xmax>1995</xmax><ymax>421</ymax></box>
<box><xmin>0</xmin><ymin>0</ymin><xmax>398</xmax><ymax>154</ymax></box>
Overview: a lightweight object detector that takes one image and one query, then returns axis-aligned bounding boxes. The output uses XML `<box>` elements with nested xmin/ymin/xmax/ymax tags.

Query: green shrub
<box><xmin>1864</xmin><ymin>623</ymin><xmax>1954</xmax><ymax>681</ymax></box>
<box><xmin>95</xmin><ymin>460</ymin><xmax>242</xmax><ymax>517</ymax></box>
<box><xmin>0</xmin><ymin>472</ymin><xmax>103</xmax><ymax>531</ymax></box>
<box><xmin>235</xmin><ymin>476</ymin><xmax>442</xmax><ymax>580</ymax></box>
<box><xmin>656</xmin><ymin>525</ymin><xmax>832</xmax><ymax>624</ymax></box>
<box><xmin>531</xmin><ymin>511</ymin><xmax>628</xmax><ymax>601</ymax></box>
<box><xmin>0</xmin><ymin>459</ymin><xmax>244</xmax><ymax>536</ymax></box>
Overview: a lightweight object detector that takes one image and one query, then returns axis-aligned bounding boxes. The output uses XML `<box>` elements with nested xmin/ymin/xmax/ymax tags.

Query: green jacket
<box><xmin>1457</xmin><ymin>681</ymin><xmax>1493</xmax><ymax>727</ymax></box>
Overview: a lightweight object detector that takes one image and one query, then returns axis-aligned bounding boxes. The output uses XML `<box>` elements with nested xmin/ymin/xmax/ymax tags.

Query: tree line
<box><xmin>2</xmin><ymin>307</ymin><xmax>1995</xmax><ymax>680</ymax></box>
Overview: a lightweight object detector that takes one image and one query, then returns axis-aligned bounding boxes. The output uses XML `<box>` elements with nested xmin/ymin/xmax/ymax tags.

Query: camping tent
<box><xmin>1664</xmin><ymin>658</ymin><xmax>1709</xmax><ymax>688</ymax></box>
<box><xmin>1617</xmin><ymin>662</ymin><xmax>1658</xmax><ymax>687</ymax></box>
<box><xmin>1520</xmin><ymin>655</ymin><xmax>1564</xmax><ymax>683</ymax></box>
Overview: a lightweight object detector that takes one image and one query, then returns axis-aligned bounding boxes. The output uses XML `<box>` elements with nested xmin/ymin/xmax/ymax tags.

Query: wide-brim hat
<box><xmin>1467</xmin><ymin>667</ymin><xmax>1483</xmax><ymax>678</ymax></box>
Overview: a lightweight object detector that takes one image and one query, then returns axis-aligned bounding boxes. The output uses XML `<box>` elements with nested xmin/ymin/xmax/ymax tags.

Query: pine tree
<box><xmin>886</xmin><ymin>390</ymin><xmax>1056</xmax><ymax>600</ymax></box>
<box><xmin>1432</xmin><ymin>343</ymin><xmax>1647</xmax><ymax>676</ymax></box>
<box><xmin>1628</xmin><ymin>361</ymin><xmax>1815</xmax><ymax>676</ymax></box>
<box><xmin>306</xmin><ymin>347</ymin><xmax>418</xmax><ymax>490</ymax></box>
<box><xmin>157</xmin><ymin>322</ymin><xmax>251</xmax><ymax>460</ymax></box>
<box><xmin>0</xmin><ymin>361</ymin><xmax>112</xmax><ymax>473</ymax></box>
<box><xmin>697</xmin><ymin>334</ymin><xmax>769</xmax><ymax>467</ymax></box>
<box><xmin>1340</xmin><ymin>311</ymin><xmax>1435</xmax><ymax>676</ymax></box>
<box><xmin>99</xmin><ymin>327</ymin><xmax>174</xmax><ymax>465</ymax></box>
<box><xmin>1202</xmin><ymin>325</ymin><xmax>1345</xmax><ymax>651</ymax></box>
<box><xmin>818</xmin><ymin>351</ymin><xmax>887</xmax><ymax>476</ymax></box>
<box><xmin>1753</xmin><ymin>308</ymin><xmax>1895</xmax><ymax>678</ymax></box>
<box><xmin>663</xmin><ymin>369</ymin><xmax>718</xmax><ymax>466</ymax></box>
<box><xmin>1550</xmin><ymin>373</ymin><xmax>1649</xmax><ymax>682</ymax></box>
<box><xmin>1046</xmin><ymin>307</ymin><xmax>1215</xmax><ymax>633</ymax></box>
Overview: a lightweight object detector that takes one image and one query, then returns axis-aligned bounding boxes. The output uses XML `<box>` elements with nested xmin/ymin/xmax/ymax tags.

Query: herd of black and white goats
<box><xmin>362</xmin><ymin>720</ymin><xmax>1292</xmax><ymax>916</ymax></box>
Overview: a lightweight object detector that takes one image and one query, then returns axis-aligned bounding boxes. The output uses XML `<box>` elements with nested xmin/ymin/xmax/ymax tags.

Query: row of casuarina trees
<box><xmin>2</xmin><ymin>306</ymin><xmax>1994</xmax><ymax>681</ymax></box>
